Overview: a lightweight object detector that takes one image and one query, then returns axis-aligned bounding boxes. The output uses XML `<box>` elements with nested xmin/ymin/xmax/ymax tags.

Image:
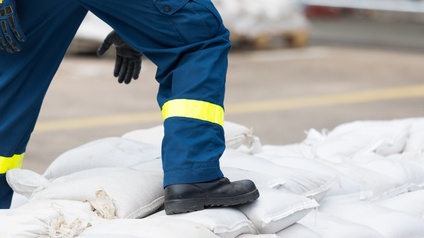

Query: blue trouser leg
<box><xmin>0</xmin><ymin>174</ymin><xmax>12</xmax><ymax>208</ymax></box>
<box><xmin>0</xmin><ymin>0</ymin><xmax>87</xmax><ymax>208</ymax></box>
<box><xmin>78</xmin><ymin>0</ymin><xmax>231</xmax><ymax>186</ymax></box>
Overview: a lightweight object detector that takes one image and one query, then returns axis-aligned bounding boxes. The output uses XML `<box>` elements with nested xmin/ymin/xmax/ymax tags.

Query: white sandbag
<box><xmin>236</xmin><ymin>234</ymin><xmax>280</xmax><ymax>238</ymax></box>
<box><xmin>122</xmin><ymin>125</ymin><xmax>163</xmax><ymax>147</ymax></box>
<box><xmin>319</xmin><ymin>160</ymin><xmax>406</xmax><ymax>201</ymax></box>
<box><xmin>255</xmin><ymin>150</ymin><xmax>362</xmax><ymax>198</ymax></box>
<box><xmin>131</xmin><ymin>158</ymin><xmax>163</xmax><ymax>172</ymax></box>
<box><xmin>223</xmin><ymin>121</ymin><xmax>262</xmax><ymax>153</ymax></box>
<box><xmin>379</xmin><ymin>190</ymin><xmax>424</xmax><ymax>219</ymax></box>
<box><xmin>149</xmin><ymin>208</ymin><xmax>258</xmax><ymax>238</ymax></box>
<box><xmin>77</xmin><ymin>235</ymin><xmax>139</xmax><ymax>238</ymax></box>
<box><xmin>275</xmin><ymin>223</ymin><xmax>321</xmax><ymax>238</ymax></box>
<box><xmin>237</xmin><ymin>136</ymin><xmax>263</xmax><ymax>155</ymax></box>
<box><xmin>393</xmin><ymin>152</ymin><xmax>424</xmax><ymax>171</ymax></box>
<box><xmin>319</xmin><ymin>199</ymin><xmax>424</xmax><ymax>238</ymax></box>
<box><xmin>236</xmin><ymin>187</ymin><xmax>319</xmax><ymax>234</ymax></box>
<box><xmin>0</xmin><ymin>200</ymin><xmax>96</xmax><ymax>237</ymax></box>
<box><xmin>373</xmin><ymin>126</ymin><xmax>409</xmax><ymax>157</ymax></box>
<box><xmin>258</xmin><ymin>143</ymin><xmax>317</xmax><ymax>159</ymax></box>
<box><xmin>44</xmin><ymin>137</ymin><xmax>161</xmax><ymax>179</ymax></box>
<box><xmin>10</xmin><ymin>192</ymin><xmax>29</xmax><ymax>208</ymax></box>
<box><xmin>298</xmin><ymin>210</ymin><xmax>384</xmax><ymax>238</ymax></box>
<box><xmin>6</xmin><ymin>169</ymin><xmax>49</xmax><ymax>198</ymax></box>
<box><xmin>221</xmin><ymin>167</ymin><xmax>286</xmax><ymax>190</ymax></box>
<box><xmin>221</xmin><ymin>149</ymin><xmax>337</xmax><ymax>201</ymax></box>
<box><xmin>255</xmin><ymin>149</ymin><xmax>338</xmax><ymax>176</ymax></box>
<box><xmin>352</xmin><ymin>152</ymin><xmax>424</xmax><ymax>191</ymax></box>
<box><xmin>78</xmin><ymin>216</ymin><xmax>221</xmax><ymax>238</ymax></box>
<box><xmin>303</xmin><ymin>120</ymin><xmax>409</xmax><ymax>162</ymax></box>
<box><xmin>403</xmin><ymin>118</ymin><xmax>424</xmax><ymax>153</ymax></box>
<box><xmin>23</xmin><ymin>168</ymin><xmax>164</xmax><ymax>219</ymax></box>
<box><xmin>122</xmin><ymin>121</ymin><xmax>262</xmax><ymax>153</ymax></box>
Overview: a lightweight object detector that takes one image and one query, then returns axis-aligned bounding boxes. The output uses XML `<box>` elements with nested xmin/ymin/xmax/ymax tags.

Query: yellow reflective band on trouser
<box><xmin>0</xmin><ymin>154</ymin><xmax>24</xmax><ymax>174</ymax></box>
<box><xmin>162</xmin><ymin>99</ymin><xmax>224</xmax><ymax>127</ymax></box>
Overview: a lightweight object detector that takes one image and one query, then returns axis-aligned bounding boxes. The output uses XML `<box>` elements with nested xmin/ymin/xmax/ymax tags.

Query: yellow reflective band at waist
<box><xmin>0</xmin><ymin>1</ymin><xmax>3</xmax><ymax>4</ymax></box>
<box><xmin>0</xmin><ymin>153</ymin><xmax>24</xmax><ymax>174</ymax></box>
<box><xmin>162</xmin><ymin>99</ymin><xmax>224</xmax><ymax>127</ymax></box>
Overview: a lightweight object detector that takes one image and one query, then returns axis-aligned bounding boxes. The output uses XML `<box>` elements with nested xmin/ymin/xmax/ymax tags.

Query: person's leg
<box><xmin>0</xmin><ymin>0</ymin><xmax>87</xmax><ymax>208</ymax></box>
<box><xmin>77</xmin><ymin>0</ymin><xmax>229</xmax><ymax>185</ymax></box>
<box><xmin>77</xmin><ymin>0</ymin><xmax>259</xmax><ymax>214</ymax></box>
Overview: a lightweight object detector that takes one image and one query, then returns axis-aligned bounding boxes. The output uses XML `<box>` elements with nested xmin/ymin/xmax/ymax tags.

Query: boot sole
<box><xmin>164</xmin><ymin>189</ymin><xmax>260</xmax><ymax>215</ymax></box>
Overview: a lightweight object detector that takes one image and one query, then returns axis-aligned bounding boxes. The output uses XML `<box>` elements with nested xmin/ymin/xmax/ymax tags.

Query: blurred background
<box><xmin>25</xmin><ymin>0</ymin><xmax>424</xmax><ymax>173</ymax></box>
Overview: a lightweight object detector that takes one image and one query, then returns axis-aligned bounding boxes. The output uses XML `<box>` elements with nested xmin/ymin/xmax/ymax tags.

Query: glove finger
<box><xmin>97</xmin><ymin>42</ymin><xmax>111</xmax><ymax>56</ymax></box>
<box><xmin>97</xmin><ymin>32</ymin><xmax>116</xmax><ymax>56</ymax></box>
<box><xmin>132</xmin><ymin>58</ymin><xmax>142</xmax><ymax>80</ymax></box>
<box><xmin>97</xmin><ymin>42</ymin><xmax>109</xmax><ymax>56</ymax></box>
<box><xmin>118</xmin><ymin>58</ymin><xmax>129</xmax><ymax>84</ymax></box>
<box><xmin>124</xmin><ymin>61</ymin><xmax>135</xmax><ymax>84</ymax></box>
<box><xmin>114</xmin><ymin>55</ymin><xmax>123</xmax><ymax>78</ymax></box>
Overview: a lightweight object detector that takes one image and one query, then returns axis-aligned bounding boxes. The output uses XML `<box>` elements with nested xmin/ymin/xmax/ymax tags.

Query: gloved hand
<box><xmin>97</xmin><ymin>31</ymin><xmax>143</xmax><ymax>84</ymax></box>
<box><xmin>0</xmin><ymin>0</ymin><xmax>26</xmax><ymax>53</ymax></box>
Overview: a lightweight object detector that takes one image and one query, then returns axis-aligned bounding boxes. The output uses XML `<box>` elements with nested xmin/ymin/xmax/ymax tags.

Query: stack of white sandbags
<box><xmin>212</xmin><ymin>0</ymin><xmax>309</xmax><ymax>39</ymax></box>
<box><xmin>1</xmin><ymin>121</ymin><xmax>320</xmax><ymax>237</ymax></box>
<box><xmin>2</xmin><ymin>118</ymin><xmax>424</xmax><ymax>237</ymax></box>
<box><xmin>258</xmin><ymin>118</ymin><xmax>424</xmax><ymax>237</ymax></box>
<box><xmin>72</xmin><ymin>0</ymin><xmax>308</xmax><ymax>53</ymax></box>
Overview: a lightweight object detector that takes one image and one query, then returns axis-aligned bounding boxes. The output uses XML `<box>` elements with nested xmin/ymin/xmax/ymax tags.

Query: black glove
<box><xmin>0</xmin><ymin>0</ymin><xmax>26</xmax><ymax>53</ymax></box>
<box><xmin>97</xmin><ymin>31</ymin><xmax>143</xmax><ymax>84</ymax></box>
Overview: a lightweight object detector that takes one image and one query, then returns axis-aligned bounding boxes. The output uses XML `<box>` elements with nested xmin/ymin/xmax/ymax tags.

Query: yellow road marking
<box><xmin>226</xmin><ymin>84</ymin><xmax>424</xmax><ymax>113</ymax></box>
<box><xmin>35</xmin><ymin>112</ymin><xmax>162</xmax><ymax>132</ymax></box>
<box><xmin>34</xmin><ymin>84</ymin><xmax>424</xmax><ymax>133</ymax></box>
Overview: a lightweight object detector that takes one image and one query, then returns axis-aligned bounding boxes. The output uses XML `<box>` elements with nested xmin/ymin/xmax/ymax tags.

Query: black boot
<box><xmin>164</xmin><ymin>177</ymin><xmax>259</xmax><ymax>215</ymax></box>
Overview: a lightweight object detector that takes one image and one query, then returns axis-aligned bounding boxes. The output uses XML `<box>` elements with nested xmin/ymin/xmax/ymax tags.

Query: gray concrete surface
<box><xmin>24</xmin><ymin>18</ymin><xmax>424</xmax><ymax>173</ymax></box>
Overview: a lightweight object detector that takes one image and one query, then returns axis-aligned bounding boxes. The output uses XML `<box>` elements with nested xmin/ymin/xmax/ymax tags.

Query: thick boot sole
<box><xmin>164</xmin><ymin>189</ymin><xmax>259</xmax><ymax>215</ymax></box>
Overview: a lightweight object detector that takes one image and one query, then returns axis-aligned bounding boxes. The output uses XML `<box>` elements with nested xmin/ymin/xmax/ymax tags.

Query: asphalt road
<box><xmin>24</xmin><ymin>17</ymin><xmax>424</xmax><ymax>173</ymax></box>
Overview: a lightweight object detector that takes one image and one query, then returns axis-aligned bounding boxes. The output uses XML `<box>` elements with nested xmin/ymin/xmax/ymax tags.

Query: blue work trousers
<box><xmin>0</xmin><ymin>0</ymin><xmax>230</xmax><ymax>208</ymax></box>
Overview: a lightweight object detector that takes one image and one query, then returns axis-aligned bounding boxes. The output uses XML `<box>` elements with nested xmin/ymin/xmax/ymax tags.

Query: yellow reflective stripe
<box><xmin>162</xmin><ymin>99</ymin><xmax>224</xmax><ymax>127</ymax></box>
<box><xmin>0</xmin><ymin>154</ymin><xmax>24</xmax><ymax>174</ymax></box>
